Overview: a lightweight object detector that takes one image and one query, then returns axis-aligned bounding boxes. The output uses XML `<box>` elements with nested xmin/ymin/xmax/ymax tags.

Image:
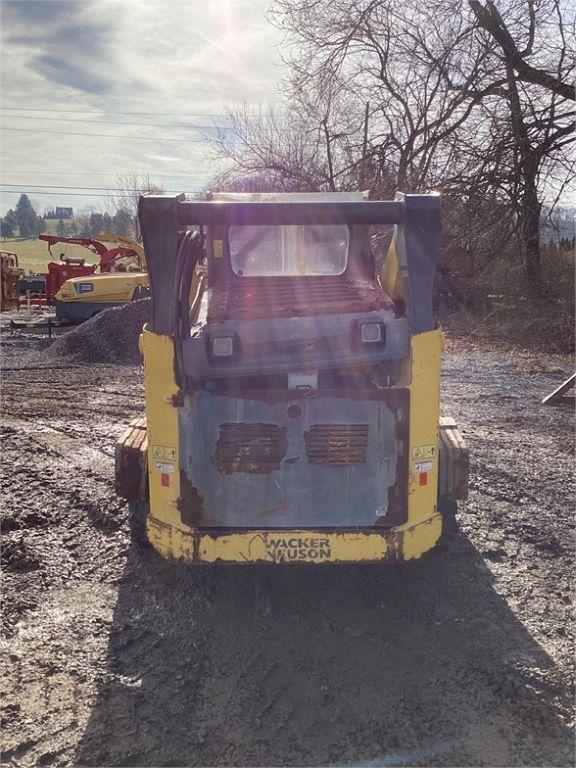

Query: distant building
<box><xmin>44</xmin><ymin>207</ymin><xmax>74</xmax><ymax>220</ymax></box>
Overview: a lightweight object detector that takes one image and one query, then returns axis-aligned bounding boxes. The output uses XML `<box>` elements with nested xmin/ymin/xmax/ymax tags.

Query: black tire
<box><xmin>129</xmin><ymin>500</ymin><xmax>150</xmax><ymax>546</ymax></box>
<box><xmin>438</xmin><ymin>498</ymin><xmax>458</xmax><ymax>543</ymax></box>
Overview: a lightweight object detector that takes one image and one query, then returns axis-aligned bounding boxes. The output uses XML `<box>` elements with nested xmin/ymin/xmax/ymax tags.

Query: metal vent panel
<box><xmin>304</xmin><ymin>423</ymin><xmax>369</xmax><ymax>466</ymax></box>
<box><xmin>212</xmin><ymin>422</ymin><xmax>287</xmax><ymax>474</ymax></box>
<box><xmin>208</xmin><ymin>277</ymin><xmax>392</xmax><ymax>321</ymax></box>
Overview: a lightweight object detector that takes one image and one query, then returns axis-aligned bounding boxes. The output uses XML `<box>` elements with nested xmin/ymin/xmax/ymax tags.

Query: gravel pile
<box><xmin>44</xmin><ymin>299</ymin><xmax>150</xmax><ymax>365</ymax></box>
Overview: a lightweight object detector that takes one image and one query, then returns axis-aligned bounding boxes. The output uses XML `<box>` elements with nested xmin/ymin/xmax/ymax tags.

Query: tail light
<box><xmin>207</xmin><ymin>333</ymin><xmax>240</xmax><ymax>361</ymax></box>
<box><xmin>354</xmin><ymin>320</ymin><xmax>386</xmax><ymax>347</ymax></box>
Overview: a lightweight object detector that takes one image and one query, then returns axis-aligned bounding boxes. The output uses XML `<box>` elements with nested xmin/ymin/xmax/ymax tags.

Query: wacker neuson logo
<box><xmin>266</xmin><ymin>537</ymin><xmax>332</xmax><ymax>562</ymax></box>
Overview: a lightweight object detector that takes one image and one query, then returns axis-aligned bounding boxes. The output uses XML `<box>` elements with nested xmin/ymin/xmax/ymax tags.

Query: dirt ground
<box><xmin>1</xmin><ymin>315</ymin><xmax>574</xmax><ymax>768</ymax></box>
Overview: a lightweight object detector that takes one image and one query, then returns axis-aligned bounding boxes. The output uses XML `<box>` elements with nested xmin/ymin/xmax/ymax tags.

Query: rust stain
<box><xmin>177</xmin><ymin>471</ymin><xmax>206</xmax><ymax>526</ymax></box>
<box><xmin>376</xmin><ymin>398</ymin><xmax>409</xmax><ymax>527</ymax></box>
<box><xmin>255</xmin><ymin>500</ymin><xmax>290</xmax><ymax>517</ymax></box>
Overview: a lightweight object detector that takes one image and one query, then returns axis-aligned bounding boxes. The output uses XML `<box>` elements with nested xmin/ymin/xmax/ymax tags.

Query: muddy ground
<box><xmin>1</xmin><ymin>313</ymin><xmax>574</xmax><ymax>767</ymax></box>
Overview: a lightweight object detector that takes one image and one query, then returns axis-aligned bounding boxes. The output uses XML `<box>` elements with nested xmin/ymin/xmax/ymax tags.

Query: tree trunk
<box><xmin>503</xmin><ymin>57</ymin><xmax>543</xmax><ymax>293</ymax></box>
<box><xmin>520</xmin><ymin>158</ymin><xmax>542</xmax><ymax>292</ymax></box>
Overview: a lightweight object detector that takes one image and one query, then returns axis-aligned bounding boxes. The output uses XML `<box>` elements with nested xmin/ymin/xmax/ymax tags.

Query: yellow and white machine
<box><xmin>41</xmin><ymin>234</ymin><xmax>148</xmax><ymax>322</ymax></box>
<box><xmin>115</xmin><ymin>191</ymin><xmax>468</xmax><ymax>564</ymax></box>
<box><xmin>54</xmin><ymin>271</ymin><xmax>149</xmax><ymax>322</ymax></box>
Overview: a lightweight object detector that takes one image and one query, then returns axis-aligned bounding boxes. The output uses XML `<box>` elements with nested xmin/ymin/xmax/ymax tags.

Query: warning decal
<box><xmin>151</xmin><ymin>445</ymin><xmax>177</xmax><ymax>461</ymax></box>
<box><xmin>411</xmin><ymin>444</ymin><xmax>437</xmax><ymax>459</ymax></box>
<box><xmin>155</xmin><ymin>461</ymin><xmax>175</xmax><ymax>473</ymax></box>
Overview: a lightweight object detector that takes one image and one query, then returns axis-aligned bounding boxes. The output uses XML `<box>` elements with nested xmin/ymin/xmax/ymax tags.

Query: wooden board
<box><xmin>541</xmin><ymin>374</ymin><xmax>575</xmax><ymax>407</ymax></box>
<box><xmin>115</xmin><ymin>417</ymin><xmax>148</xmax><ymax>501</ymax></box>
<box><xmin>438</xmin><ymin>416</ymin><xmax>469</xmax><ymax>501</ymax></box>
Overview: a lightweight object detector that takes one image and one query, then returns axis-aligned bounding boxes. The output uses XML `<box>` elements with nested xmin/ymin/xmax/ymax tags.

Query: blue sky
<box><xmin>0</xmin><ymin>0</ymin><xmax>287</xmax><ymax>215</ymax></box>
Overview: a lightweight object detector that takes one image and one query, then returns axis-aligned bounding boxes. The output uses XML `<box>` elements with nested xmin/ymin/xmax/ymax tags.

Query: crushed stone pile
<box><xmin>44</xmin><ymin>299</ymin><xmax>151</xmax><ymax>365</ymax></box>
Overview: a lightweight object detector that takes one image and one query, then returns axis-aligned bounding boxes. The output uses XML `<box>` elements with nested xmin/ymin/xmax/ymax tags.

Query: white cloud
<box><xmin>0</xmin><ymin>0</ymin><xmax>287</xmax><ymax>215</ymax></box>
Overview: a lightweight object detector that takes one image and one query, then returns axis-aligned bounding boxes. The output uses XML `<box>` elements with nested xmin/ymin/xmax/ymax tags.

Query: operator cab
<box><xmin>183</xmin><ymin>192</ymin><xmax>410</xmax><ymax>391</ymax></box>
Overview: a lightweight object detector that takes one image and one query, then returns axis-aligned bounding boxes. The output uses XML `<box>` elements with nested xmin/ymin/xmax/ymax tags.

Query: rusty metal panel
<box><xmin>178</xmin><ymin>391</ymin><xmax>409</xmax><ymax>528</ymax></box>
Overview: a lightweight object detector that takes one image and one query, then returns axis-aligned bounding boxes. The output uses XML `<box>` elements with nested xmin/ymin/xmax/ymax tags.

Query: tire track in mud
<box><xmin>1</xmin><ymin>367</ymin><xmax>143</xmax><ymax>639</ymax></box>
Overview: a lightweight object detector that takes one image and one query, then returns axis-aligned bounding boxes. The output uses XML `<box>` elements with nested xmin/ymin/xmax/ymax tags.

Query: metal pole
<box><xmin>360</xmin><ymin>102</ymin><xmax>370</xmax><ymax>191</ymax></box>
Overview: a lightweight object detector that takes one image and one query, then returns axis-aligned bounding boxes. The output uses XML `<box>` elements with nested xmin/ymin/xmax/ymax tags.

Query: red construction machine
<box><xmin>38</xmin><ymin>234</ymin><xmax>145</xmax><ymax>305</ymax></box>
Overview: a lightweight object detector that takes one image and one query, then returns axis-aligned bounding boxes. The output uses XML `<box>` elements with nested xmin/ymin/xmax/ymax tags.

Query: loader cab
<box><xmin>182</xmin><ymin>193</ymin><xmax>411</xmax><ymax>399</ymax></box>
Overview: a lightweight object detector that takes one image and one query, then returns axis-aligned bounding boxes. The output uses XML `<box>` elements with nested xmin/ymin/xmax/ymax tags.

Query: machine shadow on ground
<box><xmin>76</xmin><ymin>528</ymin><xmax>573</xmax><ymax>768</ymax></box>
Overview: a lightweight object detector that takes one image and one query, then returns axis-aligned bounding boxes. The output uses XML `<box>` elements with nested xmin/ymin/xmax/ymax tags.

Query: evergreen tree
<box><xmin>88</xmin><ymin>212</ymin><xmax>112</xmax><ymax>237</ymax></box>
<box><xmin>1</xmin><ymin>209</ymin><xmax>17</xmax><ymax>238</ymax></box>
<box><xmin>15</xmin><ymin>194</ymin><xmax>43</xmax><ymax>237</ymax></box>
<box><xmin>111</xmin><ymin>208</ymin><xmax>134</xmax><ymax>237</ymax></box>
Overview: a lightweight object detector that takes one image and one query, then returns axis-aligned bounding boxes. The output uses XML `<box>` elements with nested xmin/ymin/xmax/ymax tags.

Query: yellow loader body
<box><xmin>115</xmin><ymin>192</ymin><xmax>468</xmax><ymax>565</ymax></box>
<box><xmin>138</xmin><ymin>327</ymin><xmax>444</xmax><ymax>564</ymax></box>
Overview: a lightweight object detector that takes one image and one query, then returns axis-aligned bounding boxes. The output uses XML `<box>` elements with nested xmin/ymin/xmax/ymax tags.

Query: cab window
<box><xmin>229</xmin><ymin>224</ymin><xmax>349</xmax><ymax>276</ymax></box>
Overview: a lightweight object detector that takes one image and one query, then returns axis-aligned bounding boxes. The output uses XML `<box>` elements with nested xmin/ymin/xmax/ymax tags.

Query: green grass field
<box><xmin>1</xmin><ymin>232</ymin><xmax>93</xmax><ymax>274</ymax></box>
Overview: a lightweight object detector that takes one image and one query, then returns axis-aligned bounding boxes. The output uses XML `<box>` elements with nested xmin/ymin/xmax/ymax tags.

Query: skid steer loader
<box><xmin>115</xmin><ymin>191</ymin><xmax>468</xmax><ymax>564</ymax></box>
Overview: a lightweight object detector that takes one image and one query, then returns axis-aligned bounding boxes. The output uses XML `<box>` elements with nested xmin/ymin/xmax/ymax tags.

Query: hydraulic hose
<box><xmin>172</xmin><ymin>230</ymin><xmax>201</xmax><ymax>389</ymax></box>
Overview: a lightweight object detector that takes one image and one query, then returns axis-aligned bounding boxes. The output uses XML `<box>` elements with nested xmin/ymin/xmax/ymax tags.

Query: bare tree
<box><xmin>106</xmin><ymin>172</ymin><xmax>165</xmax><ymax>239</ymax></box>
<box><xmin>211</xmin><ymin>104</ymin><xmax>336</xmax><ymax>192</ymax></box>
<box><xmin>464</xmin><ymin>0</ymin><xmax>576</xmax><ymax>287</ymax></box>
<box><xmin>213</xmin><ymin>0</ymin><xmax>574</xmax><ymax>292</ymax></box>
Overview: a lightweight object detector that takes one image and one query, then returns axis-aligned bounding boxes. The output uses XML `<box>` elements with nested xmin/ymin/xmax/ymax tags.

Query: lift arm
<box><xmin>39</xmin><ymin>234</ymin><xmax>145</xmax><ymax>271</ymax></box>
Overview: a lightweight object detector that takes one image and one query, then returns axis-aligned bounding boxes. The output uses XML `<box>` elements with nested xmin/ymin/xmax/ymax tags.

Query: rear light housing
<box><xmin>353</xmin><ymin>320</ymin><xmax>386</xmax><ymax>348</ymax></box>
<box><xmin>207</xmin><ymin>332</ymin><xmax>240</xmax><ymax>361</ymax></box>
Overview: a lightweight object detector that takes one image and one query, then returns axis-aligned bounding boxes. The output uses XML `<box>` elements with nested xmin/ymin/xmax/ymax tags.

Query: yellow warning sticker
<box><xmin>213</xmin><ymin>239</ymin><xmax>223</xmax><ymax>258</ymax></box>
<box><xmin>411</xmin><ymin>444</ymin><xmax>437</xmax><ymax>459</ymax></box>
<box><xmin>151</xmin><ymin>445</ymin><xmax>177</xmax><ymax>461</ymax></box>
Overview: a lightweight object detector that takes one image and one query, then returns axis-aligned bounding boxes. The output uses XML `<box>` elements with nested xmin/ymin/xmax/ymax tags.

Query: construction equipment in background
<box><xmin>20</xmin><ymin>274</ymin><xmax>51</xmax><ymax>305</ymax></box>
<box><xmin>39</xmin><ymin>234</ymin><xmax>148</xmax><ymax>322</ymax></box>
<box><xmin>1</xmin><ymin>251</ymin><xmax>24</xmax><ymax>311</ymax></box>
<box><xmin>115</xmin><ymin>191</ymin><xmax>469</xmax><ymax>565</ymax></box>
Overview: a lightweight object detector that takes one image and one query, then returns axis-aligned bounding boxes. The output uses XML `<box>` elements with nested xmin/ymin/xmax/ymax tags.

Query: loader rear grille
<box><xmin>208</xmin><ymin>277</ymin><xmax>392</xmax><ymax>321</ymax></box>
<box><xmin>213</xmin><ymin>422</ymin><xmax>287</xmax><ymax>474</ymax></box>
<box><xmin>304</xmin><ymin>424</ymin><xmax>369</xmax><ymax>466</ymax></box>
